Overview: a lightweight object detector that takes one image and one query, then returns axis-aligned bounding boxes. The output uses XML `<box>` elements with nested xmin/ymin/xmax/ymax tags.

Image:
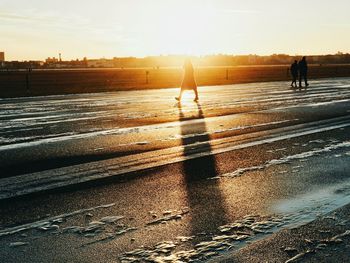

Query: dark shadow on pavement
<box><xmin>178</xmin><ymin>101</ymin><xmax>228</xmax><ymax>238</ymax></box>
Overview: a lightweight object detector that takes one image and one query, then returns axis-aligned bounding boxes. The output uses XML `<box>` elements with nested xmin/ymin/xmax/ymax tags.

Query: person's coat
<box><xmin>181</xmin><ymin>61</ymin><xmax>197</xmax><ymax>90</ymax></box>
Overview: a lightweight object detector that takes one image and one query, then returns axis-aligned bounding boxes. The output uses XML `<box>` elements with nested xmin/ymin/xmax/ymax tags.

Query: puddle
<box><xmin>273</xmin><ymin>178</ymin><xmax>350</xmax><ymax>229</ymax></box>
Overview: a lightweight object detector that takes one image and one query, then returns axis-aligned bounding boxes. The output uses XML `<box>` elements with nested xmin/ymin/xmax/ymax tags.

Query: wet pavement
<box><xmin>1</xmin><ymin>78</ymin><xmax>350</xmax><ymax>262</ymax></box>
<box><xmin>215</xmin><ymin>202</ymin><xmax>350</xmax><ymax>263</ymax></box>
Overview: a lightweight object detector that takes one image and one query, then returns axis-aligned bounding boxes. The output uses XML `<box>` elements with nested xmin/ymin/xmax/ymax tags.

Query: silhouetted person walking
<box><xmin>298</xmin><ymin>56</ymin><xmax>309</xmax><ymax>88</ymax></box>
<box><xmin>290</xmin><ymin>60</ymin><xmax>298</xmax><ymax>88</ymax></box>
<box><xmin>176</xmin><ymin>58</ymin><xmax>199</xmax><ymax>101</ymax></box>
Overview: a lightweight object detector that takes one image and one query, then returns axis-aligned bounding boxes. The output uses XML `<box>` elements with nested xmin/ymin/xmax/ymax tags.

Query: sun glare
<box><xmin>151</xmin><ymin>4</ymin><xmax>216</xmax><ymax>55</ymax></box>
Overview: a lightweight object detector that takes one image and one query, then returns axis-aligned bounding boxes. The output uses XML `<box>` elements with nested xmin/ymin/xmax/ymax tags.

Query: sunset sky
<box><xmin>1</xmin><ymin>0</ymin><xmax>350</xmax><ymax>61</ymax></box>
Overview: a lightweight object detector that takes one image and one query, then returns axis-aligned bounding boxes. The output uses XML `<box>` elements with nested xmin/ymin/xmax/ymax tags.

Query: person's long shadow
<box><xmin>178</xmin><ymin>101</ymin><xmax>228</xmax><ymax>238</ymax></box>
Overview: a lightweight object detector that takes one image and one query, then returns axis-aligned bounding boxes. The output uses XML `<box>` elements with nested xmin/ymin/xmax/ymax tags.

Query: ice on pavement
<box><xmin>147</xmin><ymin>209</ymin><xmax>190</xmax><ymax>225</ymax></box>
<box><xmin>120</xmin><ymin>192</ymin><xmax>350</xmax><ymax>263</ymax></box>
<box><xmin>0</xmin><ymin>118</ymin><xmax>296</xmax><ymax>151</ymax></box>
<box><xmin>119</xmin><ymin>215</ymin><xmax>289</xmax><ymax>263</ymax></box>
<box><xmin>215</xmin><ymin>140</ymin><xmax>350</xmax><ymax>179</ymax></box>
<box><xmin>0</xmin><ymin>207</ymin><xmax>190</xmax><ymax>249</ymax></box>
<box><xmin>2</xmin><ymin>77</ymin><xmax>350</xmax><ymax>152</ymax></box>
<box><xmin>100</xmin><ymin>215</ymin><xmax>125</xmax><ymax>224</ymax></box>
<box><xmin>285</xmin><ymin>250</ymin><xmax>313</xmax><ymax>263</ymax></box>
<box><xmin>9</xmin><ymin>241</ymin><xmax>28</xmax><ymax>248</ymax></box>
<box><xmin>283</xmin><ymin>229</ymin><xmax>350</xmax><ymax>263</ymax></box>
<box><xmin>0</xmin><ymin>203</ymin><xmax>115</xmax><ymax>238</ymax></box>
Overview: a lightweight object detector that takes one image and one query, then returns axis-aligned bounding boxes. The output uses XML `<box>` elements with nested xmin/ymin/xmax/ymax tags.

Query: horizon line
<box><xmin>5</xmin><ymin>51</ymin><xmax>350</xmax><ymax>62</ymax></box>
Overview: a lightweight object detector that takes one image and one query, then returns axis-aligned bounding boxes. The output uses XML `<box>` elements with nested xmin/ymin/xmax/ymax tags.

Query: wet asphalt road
<box><xmin>1</xmin><ymin>78</ymin><xmax>350</xmax><ymax>262</ymax></box>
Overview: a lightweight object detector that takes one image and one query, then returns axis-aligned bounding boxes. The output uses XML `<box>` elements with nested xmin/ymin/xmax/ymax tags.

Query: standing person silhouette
<box><xmin>290</xmin><ymin>60</ymin><xmax>298</xmax><ymax>88</ymax></box>
<box><xmin>176</xmin><ymin>58</ymin><xmax>199</xmax><ymax>101</ymax></box>
<box><xmin>298</xmin><ymin>56</ymin><xmax>309</xmax><ymax>88</ymax></box>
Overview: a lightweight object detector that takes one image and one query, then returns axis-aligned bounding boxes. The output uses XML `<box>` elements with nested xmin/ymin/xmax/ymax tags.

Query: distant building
<box><xmin>87</xmin><ymin>59</ymin><xmax>114</xmax><ymax>68</ymax></box>
<box><xmin>0</xmin><ymin>52</ymin><xmax>4</xmax><ymax>62</ymax></box>
<box><xmin>248</xmin><ymin>55</ymin><xmax>258</xmax><ymax>64</ymax></box>
<box><xmin>45</xmin><ymin>57</ymin><xmax>59</xmax><ymax>63</ymax></box>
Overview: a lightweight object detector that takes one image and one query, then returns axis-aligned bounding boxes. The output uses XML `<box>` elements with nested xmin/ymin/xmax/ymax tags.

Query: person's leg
<box><xmin>305</xmin><ymin>73</ymin><xmax>309</xmax><ymax>87</ymax></box>
<box><xmin>292</xmin><ymin>75</ymin><xmax>297</xmax><ymax>87</ymax></box>
<box><xmin>194</xmin><ymin>88</ymin><xmax>199</xmax><ymax>101</ymax></box>
<box><xmin>299</xmin><ymin>74</ymin><xmax>302</xmax><ymax>88</ymax></box>
<box><xmin>175</xmin><ymin>89</ymin><xmax>184</xmax><ymax>101</ymax></box>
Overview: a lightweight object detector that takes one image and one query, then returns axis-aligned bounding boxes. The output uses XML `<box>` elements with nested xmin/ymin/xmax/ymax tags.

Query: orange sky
<box><xmin>1</xmin><ymin>0</ymin><xmax>350</xmax><ymax>60</ymax></box>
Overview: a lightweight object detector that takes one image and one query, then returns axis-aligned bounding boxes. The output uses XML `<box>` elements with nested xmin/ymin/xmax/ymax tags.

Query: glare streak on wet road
<box><xmin>1</xmin><ymin>78</ymin><xmax>350</xmax><ymax>262</ymax></box>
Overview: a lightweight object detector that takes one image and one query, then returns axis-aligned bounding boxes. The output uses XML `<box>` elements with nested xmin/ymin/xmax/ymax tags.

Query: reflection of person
<box><xmin>290</xmin><ymin>60</ymin><xmax>298</xmax><ymax>88</ymax></box>
<box><xmin>298</xmin><ymin>56</ymin><xmax>309</xmax><ymax>88</ymax></box>
<box><xmin>176</xmin><ymin>58</ymin><xmax>199</xmax><ymax>101</ymax></box>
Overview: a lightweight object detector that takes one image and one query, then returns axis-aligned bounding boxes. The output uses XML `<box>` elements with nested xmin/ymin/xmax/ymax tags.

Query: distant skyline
<box><xmin>1</xmin><ymin>0</ymin><xmax>350</xmax><ymax>61</ymax></box>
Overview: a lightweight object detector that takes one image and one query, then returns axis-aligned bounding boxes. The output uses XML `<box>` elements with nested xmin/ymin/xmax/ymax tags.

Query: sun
<box><xmin>151</xmin><ymin>4</ymin><xmax>217</xmax><ymax>55</ymax></box>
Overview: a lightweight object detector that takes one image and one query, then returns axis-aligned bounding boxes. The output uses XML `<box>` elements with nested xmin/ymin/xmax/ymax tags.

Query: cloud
<box><xmin>0</xmin><ymin>12</ymin><xmax>39</xmax><ymax>21</ymax></box>
<box><xmin>0</xmin><ymin>9</ymin><xmax>124</xmax><ymax>40</ymax></box>
<box><xmin>220</xmin><ymin>9</ymin><xmax>260</xmax><ymax>14</ymax></box>
<box><xmin>322</xmin><ymin>23</ymin><xmax>350</xmax><ymax>28</ymax></box>
<box><xmin>0</xmin><ymin>9</ymin><xmax>89</xmax><ymax>26</ymax></box>
<box><xmin>0</xmin><ymin>9</ymin><xmax>123</xmax><ymax>32</ymax></box>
